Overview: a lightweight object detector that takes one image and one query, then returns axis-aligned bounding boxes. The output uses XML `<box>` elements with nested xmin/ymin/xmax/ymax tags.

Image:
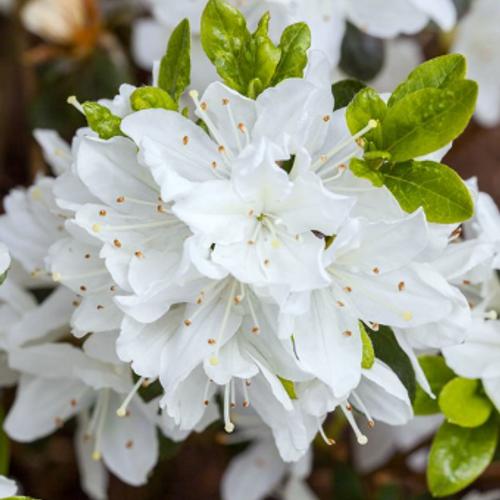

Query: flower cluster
<box><xmin>0</xmin><ymin>1</ymin><xmax>498</xmax><ymax>499</ymax></box>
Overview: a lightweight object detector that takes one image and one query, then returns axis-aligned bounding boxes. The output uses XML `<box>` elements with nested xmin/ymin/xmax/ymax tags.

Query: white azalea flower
<box><xmin>0</xmin><ymin>243</ymin><xmax>9</xmax><ymax>279</ymax></box>
<box><xmin>5</xmin><ymin>340</ymin><xmax>160</xmax><ymax>497</ymax></box>
<box><xmin>452</xmin><ymin>0</ymin><xmax>500</xmax><ymax>127</ymax></box>
<box><xmin>0</xmin><ymin>476</ymin><xmax>17</xmax><ymax>498</ymax></box>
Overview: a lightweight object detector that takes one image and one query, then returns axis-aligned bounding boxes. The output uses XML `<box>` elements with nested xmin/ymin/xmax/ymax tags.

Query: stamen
<box><xmin>317</xmin><ymin>418</ymin><xmax>335</xmax><ymax>446</ymax></box>
<box><xmin>117</xmin><ymin>377</ymin><xmax>145</xmax><ymax>417</ymax></box>
<box><xmin>484</xmin><ymin>310</ymin><xmax>499</xmax><ymax>320</ymax></box>
<box><xmin>245</xmin><ymin>291</ymin><xmax>261</xmax><ymax>334</ymax></box>
<box><xmin>223</xmin><ymin>98</ymin><xmax>243</xmax><ymax>151</ymax></box>
<box><xmin>242</xmin><ymin>380</ymin><xmax>250</xmax><ymax>408</ymax></box>
<box><xmin>67</xmin><ymin>95</ymin><xmax>85</xmax><ymax>115</ymax></box>
<box><xmin>311</xmin><ymin>120</ymin><xmax>377</xmax><ymax>172</ymax></box>
<box><xmin>203</xmin><ymin>379</ymin><xmax>212</xmax><ymax>406</ymax></box>
<box><xmin>230</xmin><ymin>379</ymin><xmax>236</xmax><ymax>409</ymax></box>
<box><xmin>340</xmin><ymin>401</ymin><xmax>368</xmax><ymax>445</ymax></box>
<box><xmin>351</xmin><ymin>391</ymin><xmax>375</xmax><ymax>428</ymax></box>
<box><xmin>224</xmin><ymin>383</ymin><xmax>235</xmax><ymax>433</ymax></box>
<box><xmin>93</xmin><ymin>389</ymin><xmax>110</xmax><ymax>461</ymax></box>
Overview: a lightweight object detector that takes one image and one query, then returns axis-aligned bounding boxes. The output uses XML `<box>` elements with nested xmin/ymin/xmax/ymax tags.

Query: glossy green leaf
<box><xmin>131</xmin><ymin>87</ymin><xmax>178</xmax><ymax>112</ymax></box>
<box><xmin>278</xmin><ymin>376</ymin><xmax>298</xmax><ymax>400</ymax></box>
<box><xmin>383</xmin><ymin>80</ymin><xmax>478</xmax><ymax>162</ymax></box>
<box><xmin>389</xmin><ymin>54</ymin><xmax>467</xmax><ymax>106</ymax></box>
<box><xmin>439</xmin><ymin>378</ymin><xmax>493</xmax><ymax>428</ymax></box>
<box><xmin>428</xmin><ymin>417</ymin><xmax>499</xmax><ymax>497</ymax></box>
<box><xmin>246</xmin><ymin>12</ymin><xmax>281</xmax><ymax>93</ymax></box>
<box><xmin>413</xmin><ymin>355</ymin><xmax>455</xmax><ymax>416</ymax></box>
<box><xmin>201</xmin><ymin>0</ymin><xmax>251</xmax><ymax>92</ymax></box>
<box><xmin>270</xmin><ymin>22</ymin><xmax>311</xmax><ymax>86</ymax></box>
<box><xmin>365</xmin><ymin>324</ymin><xmax>416</xmax><ymax>402</ymax></box>
<box><xmin>332</xmin><ymin>79</ymin><xmax>367</xmax><ymax>111</ymax></box>
<box><xmin>350</xmin><ymin>158</ymin><xmax>385</xmax><ymax>187</ymax></box>
<box><xmin>159</xmin><ymin>19</ymin><xmax>191</xmax><ymax>103</ymax></box>
<box><xmin>82</xmin><ymin>102</ymin><xmax>123</xmax><ymax>140</ymax></box>
<box><xmin>339</xmin><ymin>22</ymin><xmax>385</xmax><ymax>81</ymax></box>
<box><xmin>359</xmin><ymin>322</ymin><xmax>375</xmax><ymax>369</ymax></box>
<box><xmin>346</xmin><ymin>88</ymin><xmax>386</xmax><ymax>149</ymax></box>
<box><xmin>379</xmin><ymin>160</ymin><xmax>474</xmax><ymax>224</ymax></box>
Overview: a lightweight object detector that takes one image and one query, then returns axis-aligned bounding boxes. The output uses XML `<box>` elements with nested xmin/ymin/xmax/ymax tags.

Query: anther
<box><xmin>92</xmin><ymin>224</ymin><xmax>101</xmax><ymax>233</ymax></box>
<box><xmin>344</xmin><ymin>286</ymin><xmax>352</xmax><ymax>293</ymax></box>
<box><xmin>114</xmin><ymin>239</ymin><xmax>122</xmax><ymax>248</ymax></box>
<box><xmin>55</xmin><ymin>418</ymin><xmax>64</xmax><ymax>428</ymax></box>
<box><xmin>183</xmin><ymin>136</ymin><xmax>189</xmax><ymax>146</ymax></box>
<box><xmin>126</xmin><ymin>440</ymin><xmax>134</xmax><ymax>449</ymax></box>
<box><xmin>85</xmin><ymin>254</ymin><xmax>91</xmax><ymax>259</ymax></box>
<box><xmin>97</xmin><ymin>305</ymin><xmax>105</xmax><ymax>310</ymax></box>
<box><xmin>323</xmin><ymin>115</ymin><xmax>331</xmax><ymax>122</ymax></box>
<box><xmin>201</xmin><ymin>102</ymin><xmax>207</xmax><ymax>111</ymax></box>
<box><xmin>208</xmin><ymin>339</ymin><xmax>217</xmax><ymax>345</ymax></box>
<box><xmin>373</xmin><ymin>267</ymin><xmax>380</xmax><ymax>274</ymax></box>
<box><xmin>462</xmin><ymin>279</ymin><xmax>471</xmax><ymax>285</ymax></box>
<box><xmin>99</xmin><ymin>210</ymin><xmax>107</xmax><ymax>217</ymax></box>
<box><xmin>184</xmin><ymin>319</ymin><xmax>192</xmax><ymax>327</ymax></box>
<box><xmin>67</xmin><ymin>96</ymin><xmax>84</xmax><ymax>114</ymax></box>
<box><xmin>222</xmin><ymin>98</ymin><xmax>229</xmax><ymax>105</ymax></box>
<box><xmin>343</xmin><ymin>330</ymin><xmax>352</xmax><ymax>337</ymax></box>
<box><xmin>403</xmin><ymin>312</ymin><xmax>413</xmax><ymax>321</ymax></box>
<box><xmin>80</xmin><ymin>286</ymin><xmax>87</xmax><ymax>292</ymax></box>
<box><xmin>134</xmin><ymin>251</ymin><xmax>145</xmax><ymax>259</ymax></box>
<box><xmin>398</xmin><ymin>281</ymin><xmax>405</xmax><ymax>291</ymax></box>
<box><xmin>117</xmin><ymin>196</ymin><xmax>125</xmax><ymax>203</ymax></box>
<box><xmin>252</xmin><ymin>327</ymin><xmax>260</xmax><ymax>335</ymax></box>
<box><xmin>264</xmin><ymin>260</ymin><xmax>270</xmax><ymax>266</ymax></box>
<box><xmin>210</xmin><ymin>357</ymin><xmax>219</xmax><ymax>366</ymax></box>
<box><xmin>337</xmin><ymin>301</ymin><xmax>345</xmax><ymax>307</ymax></box>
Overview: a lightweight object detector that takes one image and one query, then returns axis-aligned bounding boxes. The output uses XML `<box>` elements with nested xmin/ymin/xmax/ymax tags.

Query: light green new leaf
<box><xmin>350</xmin><ymin>158</ymin><xmax>385</xmax><ymax>187</ymax></box>
<box><xmin>82</xmin><ymin>102</ymin><xmax>124</xmax><ymax>140</ymax></box>
<box><xmin>346</xmin><ymin>88</ymin><xmax>386</xmax><ymax>149</ymax></box>
<box><xmin>201</xmin><ymin>0</ymin><xmax>251</xmax><ymax>92</ymax></box>
<box><xmin>131</xmin><ymin>87</ymin><xmax>178</xmax><ymax>112</ymax></box>
<box><xmin>383</xmin><ymin>80</ymin><xmax>478</xmax><ymax>162</ymax></box>
<box><xmin>158</xmin><ymin>19</ymin><xmax>191</xmax><ymax>103</ymax></box>
<box><xmin>413</xmin><ymin>355</ymin><xmax>455</xmax><ymax>416</ymax></box>
<box><xmin>365</xmin><ymin>324</ymin><xmax>416</xmax><ymax>401</ymax></box>
<box><xmin>389</xmin><ymin>54</ymin><xmax>467</xmax><ymax>106</ymax></box>
<box><xmin>0</xmin><ymin>272</ymin><xmax>7</xmax><ymax>286</ymax></box>
<box><xmin>270</xmin><ymin>22</ymin><xmax>311</xmax><ymax>86</ymax></box>
<box><xmin>379</xmin><ymin>160</ymin><xmax>474</xmax><ymax>224</ymax></box>
<box><xmin>359</xmin><ymin>322</ymin><xmax>375</xmax><ymax>369</ymax></box>
<box><xmin>247</xmin><ymin>12</ymin><xmax>281</xmax><ymax>93</ymax></box>
<box><xmin>278</xmin><ymin>376</ymin><xmax>298</xmax><ymax>400</ymax></box>
<box><xmin>439</xmin><ymin>378</ymin><xmax>493</xmax><ymax>428</ymax></box>
<box><xmin>428</xmin><ymin>417</ymin><xmax>499</xmax><ymax>497</ymax></box>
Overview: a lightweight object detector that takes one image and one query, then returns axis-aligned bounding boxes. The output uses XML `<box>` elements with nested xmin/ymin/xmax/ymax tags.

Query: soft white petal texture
<box><xmin>100</xmin><ymin>393</ymin><xmax>159</xmax><ymax>487</ymax></box>
<box><xmin>75</xmin><ymin>413</ymin><xmax>109</xmax><ymax>500</ymax></box>
<box><xmin>409</xmin><ymin>0</ymin><xmax>456</xmax><ymax>30</ymax></box>
<box><xmin>0</xmin><ymin>243</ymin><xmax>10</xmax><ymax>277</ymax></box>
<box><xmin>5</xmin><ymin>375</ymin><xmax>91</xmax><ymax>441</ymax></box>
<box><xmin>483</xmin><ymin>377</ymin><xmax>500</xmax><ymax>413</ymax></box>
<box><xmin>221</xmin><ymin>440</ymin><xmax>286</xmax><ymax>500</ymax></box>
<box><xmin>284</xmin><ymin>477</ymin><xmax>319</xmax><ymax>500</ymax></box>
<box><xmin>34</xmin><ymin>129</ymin><xmax>71</xmax><ymax>175</ymax></box>
<box><xmin>443</xmin><ymin>319</ymin><xmax>500</xmax><ymax>379</ymax></box>
<box><xmin>356</xmin><ymin>361</ymin><xmax>413</xmax><ymax>425</ymax></box>
<box><xmin>0</xmin><ymin>476</ymin><xmax>17</xmax><ymax>498</ymax></box>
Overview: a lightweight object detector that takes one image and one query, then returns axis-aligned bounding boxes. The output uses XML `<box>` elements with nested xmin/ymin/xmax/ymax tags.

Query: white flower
<box><xmin>5</xmin><ymin>340</ymin><xmax>160</xmax><ymax>498</ymax></box>
<box><xmin>0</xmin><ymin>476</ymin><xmax>17</xmax><ymax>498</ymax></box>
<box><xmin>452</xmin><ymin>0</ymin><xmax>500</xmax><ymax>127</ymax></box>
<box><xmin>0</xmin><ymin>243</ymin><xmax>9</xmax><ymax>279</ymax></box>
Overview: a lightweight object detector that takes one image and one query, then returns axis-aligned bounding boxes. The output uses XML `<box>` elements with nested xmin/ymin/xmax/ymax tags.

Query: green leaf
<box><xmin>346</xmin><ymin>88</ymin><xmax>386</xmax><ymax>149</ymax></box>
<box><xmin>158</xmin><ymin>431</ymin><xmax>184</xmax><ymax>462</ymax></box>
<box><xmin>428</xmin><ymin>416</ymin><xmax>499</xmax><ymax>497</ymax></box>
<box><xmin>333</xmin><ymin>462</ymin><xmax>366</xmax><ymax>500</ymax></box>
<box><xmin>247</xmin><ymin>12</ymin><xmax>281</xmax><ymax>93</ymax></box>
<box><xmin>201</xmin><ymin>0</ymin><xmax>251</xmax><ymax>92</ymax></box>
<box><xmin>377</xmin><ymin>485</ymin><xmax>404</xmax><ymax>500</ymax></box>
<box><xmin>383</xmin><ymin>80</ymin><xmax>478</xmax><ymax>162</ymax></box>
<box><xmin>379</xmin><ymin>160</ymin><xmax>474</xmax><ymax>224</ymax></box>
<box><xmin>0</xmin><ymin>405</ymin><xmax>9</xmax><ymax>476</ymax></box>
<box><xmin>365</xmin><ymin>324</ymin><xmax>416</xmax><ymax>402</ymax></box>
<box><xmin>339</xmin><ymin>22</ymin><xmax>385</xmax><ymax>81</ymax></box>
<box><xmin>270</xmin><ymin>22</ymin><xmax>311</xmax><ymax>86</ymax></box>
<box><xmin>439</xmin><ymin>378</ymin><xmax>493</xmax><ymax>428</ymax></box>
<box><xmin>158</xmin><ymin>19</ymin><xmax>191</xmax><ymax>103</ymax></box>
<box><xmin>278</xmin><ymin>376</ymin><xmax>298</xmax><ymax>400</ymax></box>
<box><xmin>0</xmin><ymin>271</ymin><xmax>7</xmax><ymax>286</ymax></box>
<box><xmin>130</xmin><ymin>87</ymin><xmax>178</xmax><ymax>112</ymax></box>
<box><xmin>413</xmin><ymin>355</ymin><xmax>455</xmax><ymax>416</ymax></box>
<box><xmin>359</xmin><ymin>322</ymin><xmax>375</xmax><ymax>370</ymax></box>
<box><xmin>81</xmin><ymin>102</ymin><xmax>124</xmax><ymax>140</ymax></box>
<box><xmin>350</xmin><ymin>158</ymin><xmax>385</xmax><ymax>188</ymax></box>
<box><xmin>332</xmin><ymin>79</ymin><xmax>367</xmax><ymax>111</ymax></box>
<box><xmin>389</xmin><ymin>54</ymin><xmax>467</xmax><ymax>106</ymax></box>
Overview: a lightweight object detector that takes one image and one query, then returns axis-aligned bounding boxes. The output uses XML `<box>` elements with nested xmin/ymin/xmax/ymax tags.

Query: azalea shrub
<box><xmin>0</xmin><ymin>1</ymin><xmax>500</xmax><ymax>500</ymax></box>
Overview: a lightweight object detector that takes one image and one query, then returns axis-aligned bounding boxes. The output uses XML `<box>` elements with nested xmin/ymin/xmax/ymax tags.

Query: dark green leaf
<box><xmin>383</xmin><ymin>80</ymin><xmax>478</xmax><ymax>162</ymax></box>
<box><xmin>158</xmin><ymin>19</ymin><xmax>191</xmax><ymax>103</ymax></box>
<box><xmin>439</xmin><ymin>378</ymin><xmax>493</xmax><ymax>428</ymax></box>
<box><xmin>332</xmin><ymin>79</ymin><xmax>367</xmax><ymax>111</ymax></box>
<box><xmin>346</xmin><ymin>88</ymin><xmax>386</xmax><ymax>149</ymax></box>
<box><xmin>201</xmin><ymin>0</ymin><xmax>251</xmax><ymax>92</ymax></box>
<box><xmin>158</xmin><ymin>432</ymin><xmax>184</xmax><ymax>462</ymax></box>
<box><xmin>389</xmin><ymin>54</ymin><xmax>467</xmax><ymax>106</ymax></box>
<box><xmin>339</xmin><ymin>23</ymin><xmax>385</xmax><ymax>81</ymax></box>
<box><xmin>81</xmin><ymin>102</ymin><xmax>124</xmax><ymax>140</ymax></box>
<box><xmin>379</xmin><ymin>160</ymin><xmax>474</xmax><ymax>224</ymax></box>
<box><xmin>365</xmin><ymin>324</ymin><xmax>416</xmax><ymax>402</ymax></box>
<box><xmin>333</xmin><ymin>462</ymin><xmax>366</xmax><ymax>500</ymax></box>
<box><xmin>138</xmin><ymin>379</ymin><xmax>164</xmax><ymax>403</ymax></box>
<box><xmin>413</xmin><ymin>355</ymin><xmax>455</xmax><ymax>416</ymax></box>
<box><xmin>428</xmin><ymin>417</ymin><xmax>499</xmax><ymax>497</ymax></box>
<box><xmin>270</xmin><ymin>22</ymin><xmax>311</xmax><ymax>86</ymax></box>
<box><xmin>0</xmin><ymin>405</ymin><xmax>9</xmax><ymax>476</ymax></box>
<box><xmin>130</xmin><ymin>87</ymin><xmax>178</xmax><ymax>112</ymax></box>
<box><xmin>377</xmin><ymin>485</ymin><xmax>404</xmax><ymax>500</ymax></box>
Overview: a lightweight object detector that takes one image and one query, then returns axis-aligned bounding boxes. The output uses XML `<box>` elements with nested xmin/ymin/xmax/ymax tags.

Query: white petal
<box><xmin>33</xmin><ymin>129</ymin><xmax>71</xmax><ymax>175</ymax></box>
<box><xmin>0</xmin><ymin>476</ymin><xmax>17</xmax><ymax>498</ymax></box>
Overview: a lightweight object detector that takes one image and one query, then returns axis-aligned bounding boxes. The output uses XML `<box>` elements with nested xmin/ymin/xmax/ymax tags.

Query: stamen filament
<box><xmin>340</xmin><ymin>401</ymin><xmax>368</xmax><ymax>445</ymax></box>
<box><xmin>93</xmin><ymin>389</ymin><xmax>110</xmax><ymax>461</ymax></box>
<box><xmin>117</xmin><ymin>377</ymin><xmax>145</xmax><ymax>417</ymax></box>
<box><xmin>317</xmin><ymin>418</ymin><xmax>335</xmax><ymax>446</ymax></box>
<box><xmin>224</xmin><ymin>383</ymin><xmax>235</xmax><ymax>433</ymax></box>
